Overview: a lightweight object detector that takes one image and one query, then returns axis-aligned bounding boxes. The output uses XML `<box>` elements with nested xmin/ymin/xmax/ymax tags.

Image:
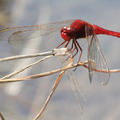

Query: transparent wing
<box><xmin>87</xmin><ymin>28</ymin><xmax>110</xmax><ymax>85</ymax></box>
<box><xmin>0</xmin><ymin>20</ymin><xmax>74</xmax><ymax>47</ymax></box>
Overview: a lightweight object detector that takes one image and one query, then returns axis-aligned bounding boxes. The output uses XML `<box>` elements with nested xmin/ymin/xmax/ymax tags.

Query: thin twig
<box><xmin>0</xmin><ymin>51</ymin><xmax>53</xmax><ymax>62</ymax></box>
<box><xmin>0</xmin><ymin>61</ymin><xmax>86</xmax><ymax>83</ymax></box>
<box><xmin>34</xmin><ymin>57</ymin><xmax>74</xmax><ymax>120</ymax></box>
<box><xmin>0</xmin><ymin>48</ymin><xmax>71</xmax><ymax>62</ymax></box>
<box><xmin>1</xmin><ymin>56</ymin><xmax>52</xmax><ymax>80</ymax></box>
<box><xmin>0</xmin><ymin>61</ymin><xmax>120</xmax><ymax>83</ymax></box>
<box><xmin>59</xmin><ymin>57</ymin><xmax>88</xmax><ymax>120</ymax></box>
<box><xmin>0</xmin><ymin>112</ymin><xmax>5</xmax><ymax>120</ymax></box>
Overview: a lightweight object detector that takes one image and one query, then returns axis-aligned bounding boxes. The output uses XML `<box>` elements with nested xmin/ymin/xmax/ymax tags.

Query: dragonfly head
<box><xmin>61</xmin><ymin>27</ymin><xmax>75</xmax><ymax>41</ymax></box>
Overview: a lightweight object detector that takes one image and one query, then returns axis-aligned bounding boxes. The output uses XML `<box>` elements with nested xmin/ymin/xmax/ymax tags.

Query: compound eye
<box><xmin>61</xmin><ymin>27</ymin><xmax>71</xmax><ymax>41</ymax></box>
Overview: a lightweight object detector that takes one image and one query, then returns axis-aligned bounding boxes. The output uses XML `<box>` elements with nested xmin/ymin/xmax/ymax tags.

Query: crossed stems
<box><xmin>0</xmin><ymin>50</ymin><xmax>120</xmax><ymax>120</ymax></box>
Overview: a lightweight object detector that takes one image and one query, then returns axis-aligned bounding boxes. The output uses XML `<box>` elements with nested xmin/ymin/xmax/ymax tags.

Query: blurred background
<box><xmin>0</xmin><ymin>0</ymin><xmax>120</xmax><ymax>120</ymax></box>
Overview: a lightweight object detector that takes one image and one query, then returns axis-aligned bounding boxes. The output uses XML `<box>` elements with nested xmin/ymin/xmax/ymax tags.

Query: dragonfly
<box><xmin>0</xmin><ymin>19</ymin><xmax>120</xmax><ymax>85</ymax></box>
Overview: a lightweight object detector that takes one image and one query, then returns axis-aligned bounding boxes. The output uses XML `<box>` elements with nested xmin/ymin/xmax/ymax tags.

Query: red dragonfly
<box><xmin>0</xmin><ymin>19</ymin><xmax>120</xmax><ymax>85</ymax></box>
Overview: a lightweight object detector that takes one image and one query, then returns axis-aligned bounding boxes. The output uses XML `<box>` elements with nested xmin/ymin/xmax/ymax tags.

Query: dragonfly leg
<box><xmin>65</xmin><ymin>42</ymin><xmax>75</xmax><ymax>61</ymax></box>
<box><xmin>72</xmin><ymin>39</ymin><xmax>82</xmax><ymax>71</ymax></box>
<box><xmin>56</xmin><ymin>40</ymin><xmax>67</xmax><ymax>48</ymax></box>
<box><xmin>64</xmin><ymin>40</ymin><xmax>70</xmax><ymax>47</ymax></box>
<box><xmin>75</xmin><ymin>40</ymin><xmax>82</xmax><ymax>63</ymax></box>
<box><xmin>73</xmin><ymin>39</ymin><xmax>78</xmax><ymax>57</ymax></box>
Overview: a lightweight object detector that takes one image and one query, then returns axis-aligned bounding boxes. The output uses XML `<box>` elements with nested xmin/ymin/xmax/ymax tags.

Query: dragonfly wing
<box><xmin>0</xmin><ymin>20</ymin><xmax>74</xmax><ymax>48</ymax></box>
<box><xmin>88</xmin><ymin>34</ymin><xmax>110</xmax><ymax>85</ymax></box>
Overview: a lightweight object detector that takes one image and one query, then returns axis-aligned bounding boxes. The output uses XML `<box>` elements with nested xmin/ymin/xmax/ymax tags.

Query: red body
<box><xmin>61</xmin><ymin>19</ymin><xmax>120</xmax><ymax>41</ymax></box>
